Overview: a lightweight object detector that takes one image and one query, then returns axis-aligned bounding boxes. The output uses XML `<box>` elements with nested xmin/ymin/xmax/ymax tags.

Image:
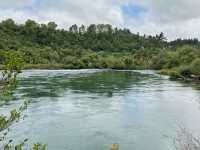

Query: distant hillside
<box><xmin>0</xmin><ymin>19</ymin><xmax>199</xmax><ymax>51</ymax></box>
<box><xmin>0</xmin><ymin>19</ymin><xmax>199</xmax><ymax>80</ymax></box>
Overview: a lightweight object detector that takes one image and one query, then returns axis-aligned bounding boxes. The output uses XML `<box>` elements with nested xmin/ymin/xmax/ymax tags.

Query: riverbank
<box><xmin>159</xmin><ymin>69</ymin><xmax>200</xmax><ymax>82</ymax></box>
<box><xmin>1</xmin><ymin>64</ymin><xmax>199</xmax><ymax>82</ymax></box>
<box><xmin>0</xmin><ymin>64</ymin><xmax>139</xmax><ymax>70</ymax></box>
<box><xmin>0</xmin><ymin>64</ymin><xmax>78</xmax><ymax>70</ymax></box>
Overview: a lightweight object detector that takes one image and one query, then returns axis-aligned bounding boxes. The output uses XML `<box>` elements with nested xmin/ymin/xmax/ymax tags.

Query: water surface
<box><xmin>1</xmin><ymin>69</ymin><xmax>200</xmax><ymax>150</ymax></box>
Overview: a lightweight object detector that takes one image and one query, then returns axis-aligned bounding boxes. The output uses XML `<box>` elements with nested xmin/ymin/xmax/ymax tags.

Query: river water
<box><xmin>0</xmin><ymin>69</ymin><xmax>200</xmax><ymax>150</ymax></box>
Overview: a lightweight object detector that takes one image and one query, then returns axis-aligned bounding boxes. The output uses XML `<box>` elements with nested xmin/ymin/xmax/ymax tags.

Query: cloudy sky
<box><xmin>0</xmin><ymin>0</ymin><xmax>200</xmax><ymax>40</ymax></box>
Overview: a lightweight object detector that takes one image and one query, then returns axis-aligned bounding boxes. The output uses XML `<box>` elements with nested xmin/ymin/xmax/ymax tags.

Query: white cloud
<box><xmin>126</xmin><ymin>0</ymin><xmax>200</xmax><ymax>40</ymax></box>
<box><xmin>0</xmin><ymin>0</ymin><xmax>33</xmax><ymax>7</ymax></box>
<box><xmin>0</xmin><ymin>0</ymin><xmax>200</xmax><ymax>40</ymax></box>
<box><xmin>139</xmin><ymin>0</ymin><xmax>200</xmax><ymax>23</ymax></box>
<box><xmin>35</xmin><ymin>0</ymin><xmax>124</xmax><ymax>27</ymax></box>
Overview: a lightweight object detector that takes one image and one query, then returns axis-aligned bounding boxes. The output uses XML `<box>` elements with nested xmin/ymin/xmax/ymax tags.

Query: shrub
<box><xmin>177</xmin><ymin>65</ymin><xmax>191</xmax><ymax>77</ymax></box>
<box><xmin>190</xmin><ymin>58</ymin><xmax>200</xmax><ymax>75</ymax></box>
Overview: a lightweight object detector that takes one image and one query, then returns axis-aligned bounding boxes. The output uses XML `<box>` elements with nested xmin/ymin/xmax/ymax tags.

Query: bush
<box><xmin>159</xmin><ymin>69</ymin><xmax>185</xmax><ymax>79</ymax></box>
<box><xmin>190</xmin><ymin>58</ymin><xmax>200</xmax><ymax>75</ymax></box>
<box><xmin>177</xmin><ymin>65</ymin><xmax>191</xmax><ymax>77</ymax></box>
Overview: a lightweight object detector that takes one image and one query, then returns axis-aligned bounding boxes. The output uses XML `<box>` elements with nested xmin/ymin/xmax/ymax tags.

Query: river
<box><xmin>0</xmin><ymin>69</ymin><xmax>200</xmax><ymax>150</ymax></box>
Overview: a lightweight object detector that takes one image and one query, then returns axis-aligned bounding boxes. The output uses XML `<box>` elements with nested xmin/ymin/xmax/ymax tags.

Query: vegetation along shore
<box><xmin>0</xmin><ymin>19</ymin><xmax>199</xmax><ymax>80</ymax></box>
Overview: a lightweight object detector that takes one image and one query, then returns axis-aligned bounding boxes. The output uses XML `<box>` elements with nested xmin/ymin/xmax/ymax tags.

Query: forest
<box><xmin>0</xmin><ymin>18</ymin><xmax>199</xmax><ymax>80</ymax></box>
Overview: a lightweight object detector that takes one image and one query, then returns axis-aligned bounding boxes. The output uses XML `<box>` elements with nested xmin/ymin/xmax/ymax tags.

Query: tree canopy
<box><xmin>0</xmin><ymin>19</ymin><xmax>199</xmax><ymax>79</ymax></box>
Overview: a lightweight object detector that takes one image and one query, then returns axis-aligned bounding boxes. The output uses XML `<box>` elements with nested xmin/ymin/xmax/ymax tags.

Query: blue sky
<box><xmin>122</xmin><ymin>4</ymin><xmax>146</xmax><ymax>18</ymax></box>
<box><xmin>0</xmin><ymin>0</ymin><xmax>200</xmax><ymax>40</ymax></box>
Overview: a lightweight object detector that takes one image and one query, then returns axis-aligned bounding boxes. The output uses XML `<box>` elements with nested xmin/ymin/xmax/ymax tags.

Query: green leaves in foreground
<box><xmin>0</xmin><ymin>51</ymin><xmax>24</xmax><ymax>82</ymax></box>
<box><xmin>0</xmin><ymin>100</ymin><xmax>29</xmax><ymax>149</ymax></box>
<box><xmin>0</xmin><ymin>51</ymin><xmax>46</xmax><ymax>150</ymax></box>
<box><xmin>0</xmin><ymin>51</ymin><xmax>24</xmax><ymax>101</ymax></box>
<box><xmin>0</xmin><ymin>100</ymin><xmax>46</xmax><ymax>150</ymax></box>
<box><xmin>3</xmin><ymin>142</ymin><xmax>46</xmax><ymax>150</ymax></box>
<box><xmin>0</xmin><ymin>100</ymin><xmax>28</xmax><ymax>131</ymax></box>
<box><xmin>32</xmin><ymin>143</ymin><xmax>46</xmax><ymax>150</ymax></box>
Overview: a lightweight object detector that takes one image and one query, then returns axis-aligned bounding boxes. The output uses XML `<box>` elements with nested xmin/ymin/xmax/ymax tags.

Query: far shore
<box><xmin>0</xmin><ymin>64</ymin><xmax>199</xmax><ymax>82</ymax></box>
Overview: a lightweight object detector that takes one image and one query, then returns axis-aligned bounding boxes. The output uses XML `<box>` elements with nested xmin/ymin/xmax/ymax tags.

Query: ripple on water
<box><xmin>1</xmin><ymin>69</ymin><xmax>200</xmax><ymax>150</ymax></box>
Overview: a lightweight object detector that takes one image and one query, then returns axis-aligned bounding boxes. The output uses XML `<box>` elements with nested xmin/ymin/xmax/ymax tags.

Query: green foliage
<box><xmin>159</xmin><ymin>69</ymin><xmax>181</xmax><ymax>79</ymax></box>
<box><xmin>0</xmin><ymin>19</ymin><xmax>199</xmax><ymax>80</ymax></box>
<box><xmin>0</xmin><ymin>100</ymin><xmax>31</xmax><ymax>150</ymax></box>
<box><xmin>153</xmin><ymin>45</ymin><xmax>200</xmax><ymax>79</ymax></box>
<box><xmin>33</xmin><ymin>143</ymin><xmax>46</xmax><ymax>150</ymax></box>
<box><xmin>0</xmin><ymin>51</ymin><xmax>24</xmax><ymax>83</ymax></box>
<box><xmin>0</xmin><ymin>19</ymin><xmax>168</xmax><ymax>51</ymax></box>
<box><xmin>0</xmin><ymin>51</ymin><xmax>24</xmax><ymax>100</ymax></box>
<box><xmin>190</xmin><ymin>58</ymin><xmax>200</xmax><ymax>75</ymax></box>
<box><xmin>0</xmin><ymin>51</ymin><xmax>46</xmax><ymax>150</ymax></box>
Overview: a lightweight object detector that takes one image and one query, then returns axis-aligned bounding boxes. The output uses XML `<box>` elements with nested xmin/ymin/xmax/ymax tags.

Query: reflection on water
<box><xmin>17</xmin><ymin>70</ymin><xmax>149</xmax><ymax>98</ymax></box>
<box><xmin>0</xmin><ymin>69</ymin><xmax>200</xmax><ymax>150</ymax></box>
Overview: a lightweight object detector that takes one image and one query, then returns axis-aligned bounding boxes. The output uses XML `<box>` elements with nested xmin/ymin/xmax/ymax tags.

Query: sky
<box><xmin>0</xmin><ymin>0</ymin><xmax>200</xmax><ymax>40</ymax></box>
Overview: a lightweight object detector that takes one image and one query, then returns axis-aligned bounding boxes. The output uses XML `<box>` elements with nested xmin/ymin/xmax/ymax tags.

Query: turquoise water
<box><xmin>1</xmin><ymin>70</ymin><xmax>200</xmax><ymax>150</ymax></box>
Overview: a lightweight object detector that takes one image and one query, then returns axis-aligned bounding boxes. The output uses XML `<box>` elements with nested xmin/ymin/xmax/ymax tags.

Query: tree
<box><xmin>47</xmin><ymin>22</ymin><xmax>57</xmax><ymax>30</ymax></box>
<box><xmin>79</xmin><ymin>25</ymin><xmax>86</xmax><ymax>34</ymax></box>
<box><xmin>0</xmin><ymin>19</ymin><xmax>17</xmax><ymax>31</ymax></box>
<box><xmin>24</xmin><ymin>20</ymin><xmax>38</xmax><ymax>32</ymax></box>
<box><xmin>0</xmin><ymin>51</ymin><xmax>24</xmax><ymax>95</ymax></box>
<box><xmin>69</xmin><ymin>24</ymin><xmax>78</xmax><ymax>33</ymax></box>
<box><xmin>87</xmin><ymin>24</ymin><xmax>96</xmax><ymax>34</ymax></box>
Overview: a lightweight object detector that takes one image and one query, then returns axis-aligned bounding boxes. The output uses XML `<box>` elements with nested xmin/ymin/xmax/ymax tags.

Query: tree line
<box><xmin>0</xmin><ymin>19</ymin><xmax>199</xmax><ymax>79</ymax></box>
<box><xmin>0</xmin><ymin>18</ymin><xmax>169</xmax><ymax>51</ymax></box>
